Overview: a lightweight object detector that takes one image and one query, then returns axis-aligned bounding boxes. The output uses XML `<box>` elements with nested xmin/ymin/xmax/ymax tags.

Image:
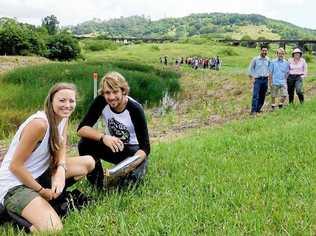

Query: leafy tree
<box><xmin>42</xmin><ymin>15</ymin><xmax>59</xmax><ymax>35</ymax></box>
<box><xmin>240</xmin><ymin>35</ymin><xmax>256</xmax><ymax>47</ymax></box>
<box><xmin>46</xmin><ymin>31</ymin><xmax>81</xmax><ymax>60</ymax></box>
<box><xmin>0</xmin><ymin>18</ymin><xmax>46</xmax><ymax>55</ymax></box>
<box><xmin>240</xmin><ymin>35</ymin><xmax>252</xmax><ymax>41</ymax></box>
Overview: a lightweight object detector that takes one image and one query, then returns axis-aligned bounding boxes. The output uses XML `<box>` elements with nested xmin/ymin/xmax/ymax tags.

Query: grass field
<box><xmin>1</xmin><ymin>97</ymin><xmax>316</xmax><ymax>235</ymax></box>
<box><xmin>0</xmin><ymin>41</ymin><xmax>315</xmax><ymax>235</ymax></box>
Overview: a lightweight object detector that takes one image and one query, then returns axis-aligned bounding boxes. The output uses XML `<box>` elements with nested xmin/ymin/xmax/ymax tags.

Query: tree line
<box><xmin>69</xmin><ymin>13</ymin><xmax>316</xmax><ymax>40</ymax></box>
<box><xmin>0</xmin><ymin>15</ymin><xmax>80</xmax><ymax>60</ymax></box>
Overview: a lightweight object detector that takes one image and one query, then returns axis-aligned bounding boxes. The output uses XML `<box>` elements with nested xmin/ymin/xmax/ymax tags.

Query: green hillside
<box><xmin>69</xmin><ymin>13</ymin><xmax>316</xmax><ymax>40</ymax></box>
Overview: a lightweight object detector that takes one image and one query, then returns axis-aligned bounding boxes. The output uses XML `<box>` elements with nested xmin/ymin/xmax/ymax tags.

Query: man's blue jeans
<box><xmin>251</xmin><ymin>77</ymin><xmax>268</xmax><ymax>113</ymax></box>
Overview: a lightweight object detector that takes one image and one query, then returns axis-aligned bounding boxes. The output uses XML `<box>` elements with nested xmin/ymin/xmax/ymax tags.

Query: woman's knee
<box><xmin>77</xmin><ymin>155</ymin><xmax>95</xmax><ymax>175</ymax></box>
<box><xmin>21</xmin><ymin>196</ymin><xmax>63</xmax><ymax>232</ymax></box>
<box><xmin>85</xmin><ymin>155</ymin><xmax>95</xmax><ymax>173</ymax></box>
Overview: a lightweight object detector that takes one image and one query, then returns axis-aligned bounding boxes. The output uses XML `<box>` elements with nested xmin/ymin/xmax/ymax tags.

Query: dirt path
<box><xmin>0</xmin><ymin>56</ymin><xmax>49</xmax><ymax>74</ymax></box>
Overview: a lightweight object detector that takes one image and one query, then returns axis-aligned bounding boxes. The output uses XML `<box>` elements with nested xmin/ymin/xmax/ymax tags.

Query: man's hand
<box><xmin>252</xmin><ymin>76</ymin><xmax>256</xmax><ymax>84</ymax></box>
<box><xmin>102</xmin><ymin>135</ymin><xmax>124</xmax><ymax>153</ymax></box>
<box><xmin>268</xmin><ymin>77</ymin><xmax>272</xmax><ymax>88</ymax></box>
<box><xmin>249</xmin><ymin>76</ymin><xmax>255</xmax><ymax>89</ymax></box>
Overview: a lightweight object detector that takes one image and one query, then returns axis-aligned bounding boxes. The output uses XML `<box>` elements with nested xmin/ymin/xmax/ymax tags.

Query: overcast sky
<box><xmin>0</xmin><ymin>0</ymin><xmax>315</xmax><ymax>29</ymax></box>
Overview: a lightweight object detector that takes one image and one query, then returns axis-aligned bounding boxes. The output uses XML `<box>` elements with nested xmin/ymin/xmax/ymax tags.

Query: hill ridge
<box><xmin>69</xmin><ymin>12</ymin><xmax>316</xmax><ymax>40</ymax></box>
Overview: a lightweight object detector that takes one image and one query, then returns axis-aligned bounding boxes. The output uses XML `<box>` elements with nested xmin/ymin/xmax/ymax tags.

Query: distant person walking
<box><xmin>164</xmin><ymin>56</ymin><xmax>168</xmax><ymax>66</ymax></box>
<box><xmin>268</xmin><ymin>48</ymin><xmax>289</xmax><ymax>110</ymax></box>
<box><xmin>215</xmin><ymin>56</ymin><xmax>221</xmax><ymax>70</ymax></box>
<box><xmin>248</xmin><ymin>45</ymin><xmax>270</xmax><ymax>115</ymax></box>
<box><xmin>287</xmin><ymin>48</ymin><xmax>307</xmax><ymax>104</ymax></box>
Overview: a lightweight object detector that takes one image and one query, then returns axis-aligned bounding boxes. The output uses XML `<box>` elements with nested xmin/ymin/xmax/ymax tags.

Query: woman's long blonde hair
<box><xmin>44</xmin><ymin>83</ymin><xmax>77</xmax><ymax>169</ymax></box>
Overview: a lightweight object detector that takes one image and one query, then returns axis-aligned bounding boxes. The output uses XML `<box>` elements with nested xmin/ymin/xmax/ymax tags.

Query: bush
<box><xmin>304</xmin><ymin>53</ymin><xmax>314</xmax><ymax>63</ymax></box>
<box><xmin>46</xmin><ymin>32</ymin><xmax>81</xmax><ymax>60</ymax></box>
<box><xmin>218</xmin><ymin>47</ymin><xmax>239</xmax><ymax>56</ymax></box>
<box><xmin>150</xmin><ymin>45</ymin><xmax>160</xmax><ymax>51</ymax></box>
<box><xmin>83</xmin><ymin>39</ymin><xmax>118</xmax><ymax>51</ymax></box>
<box><xmin>240</xmin><ymin>35</ymin><xmax>253</xmax><ymax>47</ymax></box>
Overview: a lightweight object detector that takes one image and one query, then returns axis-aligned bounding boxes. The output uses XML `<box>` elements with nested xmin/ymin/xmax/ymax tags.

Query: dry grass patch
<box><xmin>0</xmin><ymin>56</ymin><xmax>50</xmax><ymax>74</ymax></box>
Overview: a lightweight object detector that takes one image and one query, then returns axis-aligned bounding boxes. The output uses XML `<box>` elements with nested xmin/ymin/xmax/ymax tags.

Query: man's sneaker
<box><xmin>250</xmin><ymin>112</ymin><xmax>257</xmax><ymax>116</ymax></box>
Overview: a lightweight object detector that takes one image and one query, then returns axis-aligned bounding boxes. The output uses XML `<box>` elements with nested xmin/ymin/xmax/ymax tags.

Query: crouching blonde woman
<box><xmin>0</xmin><ymin>83</ymin><xmax>95</xmax><ymax>233</ymax></box>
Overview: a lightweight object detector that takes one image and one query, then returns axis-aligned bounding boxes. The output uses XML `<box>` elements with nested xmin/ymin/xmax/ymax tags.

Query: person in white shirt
<box><xmin>0</xmin><ymin>83</ymin><xmax>95</xmax><ymax>233</ymax></box>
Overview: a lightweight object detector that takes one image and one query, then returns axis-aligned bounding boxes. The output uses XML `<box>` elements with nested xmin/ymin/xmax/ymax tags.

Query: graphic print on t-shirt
<box><xmin>108</xmin><ymin>118</ymin><xmax>130</xmax><ymax>143</ymax></box>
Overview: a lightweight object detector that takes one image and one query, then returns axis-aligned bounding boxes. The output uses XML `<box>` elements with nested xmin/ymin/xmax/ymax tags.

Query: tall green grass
<box><xmin>81</xmin><ymin>39</ymin><xmax>119</xmax><ymax>52</ymax></box>
<box><xmin>0</xmin><ymin>61</ymin><xmax>180</xmax><ymax>138</ymax></box>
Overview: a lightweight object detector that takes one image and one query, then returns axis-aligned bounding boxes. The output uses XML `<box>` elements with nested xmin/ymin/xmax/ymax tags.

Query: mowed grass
<box><xmin>2</xmin><ymin>98</ymin><xmax>316</xmax><ymax>235</ymax></box>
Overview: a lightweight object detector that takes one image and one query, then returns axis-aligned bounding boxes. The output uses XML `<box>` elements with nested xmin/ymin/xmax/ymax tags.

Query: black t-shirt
<box><xmin>78</xmin><ymin>95</ymin><xmax>150</xmax><ymax>156</ymax></box>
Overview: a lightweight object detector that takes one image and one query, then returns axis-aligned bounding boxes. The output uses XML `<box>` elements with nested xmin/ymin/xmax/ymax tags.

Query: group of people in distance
<box><xmin>0</xmin><ymin>72</ymin><xmax>150</xmax><ymax>232</ymax></box>
<box><xmin>185</xmin><ymin>56</ymin><xmax>221</xmax><ymax>70</ymax></box>
<box><xmin>249</xmin><ymin>45</ymin><xmax>307</xmax><ymax>115</ymax></box>
<box><xmin>160</xmin><ymin>55</ymin><xmax>221</xmax><ymax>70</ymax></box>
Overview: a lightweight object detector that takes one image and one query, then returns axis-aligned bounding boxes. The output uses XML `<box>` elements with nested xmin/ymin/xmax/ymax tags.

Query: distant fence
<box><xmin>218</xmin><ymin>39</ymin><xmax>316</xmax><ymax>51</ymax></box>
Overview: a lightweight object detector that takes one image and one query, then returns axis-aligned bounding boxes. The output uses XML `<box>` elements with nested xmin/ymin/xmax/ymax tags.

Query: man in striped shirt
<box><xmin>248</xmin><ymin>45</ymin><xmax>270</xmax><ymax>115</ymax></box>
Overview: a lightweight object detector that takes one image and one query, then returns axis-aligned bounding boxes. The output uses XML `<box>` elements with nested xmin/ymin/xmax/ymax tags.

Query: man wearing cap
<box><xmin>248</xmin><ymin>45</ymin><xmax>270</xmax><ymax>115</ymax></box>
<box><xmin>287</xmin><ymin>48</ymin><xmax>308</xmax><ymax>104</ymax></box>
<box><xmin>268</xmin><ymin>48</ymin><xmax>289</xmax><ymax>110</ymax></box>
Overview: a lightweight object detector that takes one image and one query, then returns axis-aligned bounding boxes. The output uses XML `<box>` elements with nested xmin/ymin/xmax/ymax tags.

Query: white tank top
<box><xmin>0</xmin><ymin>111</ymin><xmax>66</xmax><ymax>204</ymax></box>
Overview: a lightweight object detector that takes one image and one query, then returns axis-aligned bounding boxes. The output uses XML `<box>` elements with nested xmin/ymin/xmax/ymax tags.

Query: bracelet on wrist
<box><xmin>37</xmin><ymin>186</ymin><xmax>43</xmax><ymax>193</ymax></box>
<box><xmin>57</xmin><ymin>162</ymin><xmax>67</xmax><ymax>172</ymax></box>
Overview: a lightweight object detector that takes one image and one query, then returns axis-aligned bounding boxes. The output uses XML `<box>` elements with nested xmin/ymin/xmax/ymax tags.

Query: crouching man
<box><xmin>77</xmin><ymin>72</ymin><xmax>150</xmax><ymax>189</ymax></box>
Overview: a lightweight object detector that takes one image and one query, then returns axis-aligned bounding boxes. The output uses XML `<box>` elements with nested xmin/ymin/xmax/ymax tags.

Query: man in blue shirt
<box><xmin>248</xmin><ymin>45</ymin><xmax>270</xmax><ymax>115</ymax></box>
<box><xmin>268</xmin><ymin>48</ymin><xmax>289</xmax><ymax>110</ymax></box>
